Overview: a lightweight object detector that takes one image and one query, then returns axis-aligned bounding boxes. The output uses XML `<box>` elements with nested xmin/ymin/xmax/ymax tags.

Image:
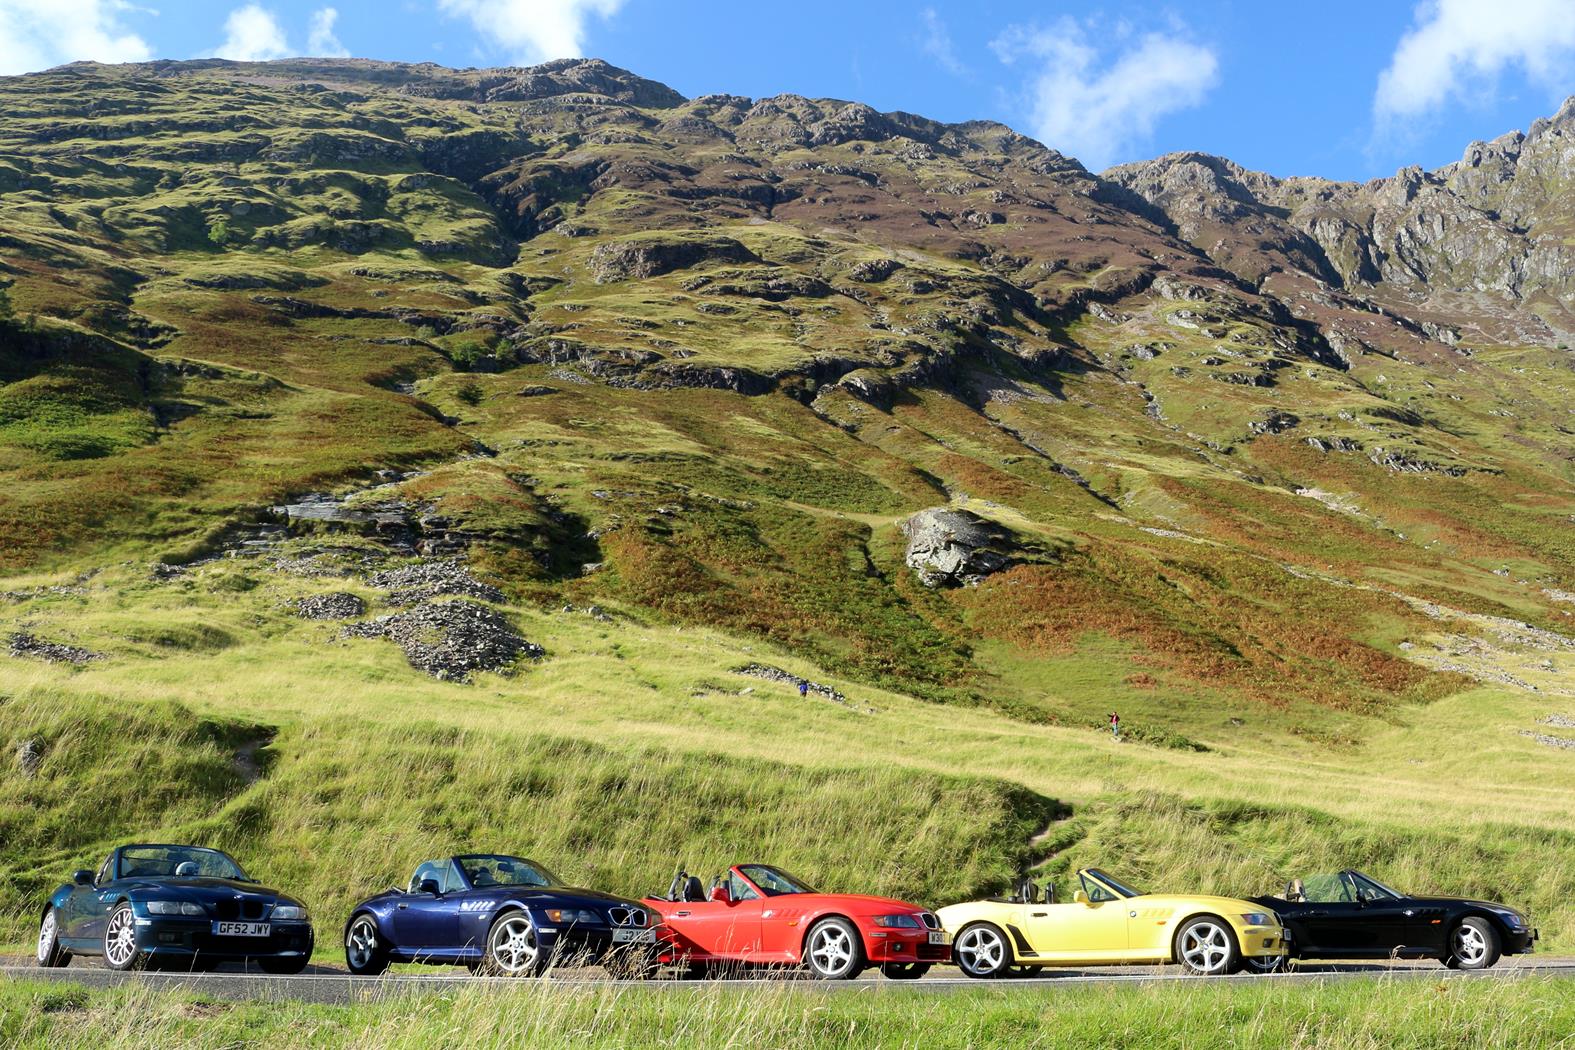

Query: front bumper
<box><xmin>133</xmin><ymin>917</ymin><xmax>315</xmax><ymax>960</ymax></box>
<box><xmin>1239</xmin><ymin>926</ymin><xmax>1290</xmax><ymax>958</ymax></box>
<box><xmin>1504</xmin><ymin>926</ymin><xmax>1538</xmax><ymax>955</ymax></box>
<box><xmin>865</xmin><ymin>929</ymin><xmax>951</xmax><ymax>964</ymax></box>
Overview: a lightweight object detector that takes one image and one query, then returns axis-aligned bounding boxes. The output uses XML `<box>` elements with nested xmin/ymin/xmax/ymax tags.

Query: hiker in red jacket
<box><xmin>1109</xmin><ymin>712</ymin><xmax>1121</xmax><ymax>740</ymax></box>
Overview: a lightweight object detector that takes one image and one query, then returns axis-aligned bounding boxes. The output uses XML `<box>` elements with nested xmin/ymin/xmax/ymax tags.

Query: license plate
<box><xmin>213</xmin><ymin>921</ymin><xmax>270</xmax><ymax>937</ymax></box>
<box><xmin>611</xmin><ymin>928</ymin><xmax>656</xmax><ymax>943</ymax></box>
<box><xmin>928</xmin><ymin>931</ymin><xmax>946</xmax><ymax>945</ymax></box>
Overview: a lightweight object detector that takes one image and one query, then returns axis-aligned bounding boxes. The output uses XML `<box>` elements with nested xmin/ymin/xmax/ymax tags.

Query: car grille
<box><xmin>919</xmin><ymin>913</ymin><xmax>940</xmax><ymax>931</ymax></box>
<box><xmin>211</xmin><ymin>898</ymin><xmax>268</xmax><ymax>921</ymax></box>
<box><xmin>607</xmin><ymin>906</ymin><xmax>648</xmax><ymax>928</ymax></box>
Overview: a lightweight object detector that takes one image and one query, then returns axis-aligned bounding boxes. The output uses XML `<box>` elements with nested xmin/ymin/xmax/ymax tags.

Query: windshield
<box><xmin>1350</xmin><ymin>871</ymin><xmax>1401</xmax><ymax>901</ymax></box>
<box><xmin>1298</xmin><ymin>871</ymin><xmax>1399</xmax><ymax>903</ymax></box>
<box><xmin>739</xmin><ymin>865</ymin><xmax>817</xmax><ymax>896</ymax></box>
<box><xmin>1082</xmin><ymin>869</ymin><xmax>1145</xmax><ymax>900</ymax></box>
<box><xmin>118</xmin><ymin>846</ymin><xmax>248</xmax><ymax>881</ymax></box>
<box><xmin>457</xmin><ymin>855</ymin><xmax>556</xmax><ymax>889</ymax></box>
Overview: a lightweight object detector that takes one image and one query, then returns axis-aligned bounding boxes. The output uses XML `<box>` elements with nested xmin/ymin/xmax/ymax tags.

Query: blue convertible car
<box><xmin>36</xmin><ymin>843</ymin><xmax>314</xmax><ymax>972</ymax></box>
<box><xmin>344</xmin><ymin>854</ymin><xmax>658</xmax><ymax>977</ymax></box>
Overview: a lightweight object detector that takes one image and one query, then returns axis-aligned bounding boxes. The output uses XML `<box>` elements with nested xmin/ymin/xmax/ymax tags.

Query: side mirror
<box><xmin>72</xmin><ymin>870</ymin><xmax>95</xmax><ymax>887</ymax></box>
<box><xmin>709</xmin><ymin>884</ymin><xmax>731</xmax><ymax>904</ymax></box>
<box><xmin>418</xmin><ymin>878</ymin><xmax>442</xmax><ymax>897</ymax></box>
<box><xmin>1073</xmin><ymin>889</ymin><xmax>1089</xmax><ymax>905</ymax></box>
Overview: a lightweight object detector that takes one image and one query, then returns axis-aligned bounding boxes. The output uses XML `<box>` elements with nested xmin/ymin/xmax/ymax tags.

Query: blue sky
<box><xmin>3</xmin><ymin>0</ymin><xmax>1574</xmax><ymax>179</ymax></box>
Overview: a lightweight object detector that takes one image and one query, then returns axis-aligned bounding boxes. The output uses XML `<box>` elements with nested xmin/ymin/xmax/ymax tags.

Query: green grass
<box><xmin>3</xmin><ymin>975</ymin><xmax>1574</xmax><ymax>1049</ymax></box>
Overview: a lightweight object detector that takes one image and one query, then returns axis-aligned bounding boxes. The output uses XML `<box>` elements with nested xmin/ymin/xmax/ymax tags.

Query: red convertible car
<box><xmin>642</xmin><ymin>863</ymin><xmax>949</xmax><ymax>979</ymax></box>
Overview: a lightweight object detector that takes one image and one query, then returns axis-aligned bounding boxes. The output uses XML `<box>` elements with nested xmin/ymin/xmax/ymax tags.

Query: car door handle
<box><xmin>675</xmin><ymin>911</ymin><xmax>691</xmax><ymax>917</ymax></box>
<box><xmin>397</xmin><ymin>903</ymin><xmax>409</xmax><ymax>910</ymax></box>
<box><xmin>1031</xmin><ymin>912</ymin><xmax>1048</xmax><ymax>917</ymax></box>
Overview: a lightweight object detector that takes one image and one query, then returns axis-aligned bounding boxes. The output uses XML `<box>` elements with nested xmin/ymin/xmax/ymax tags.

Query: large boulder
<box><xmin>901</xmin><ymin>508</ymin><xmax>1016</xmax><ymax>587</ymax></box>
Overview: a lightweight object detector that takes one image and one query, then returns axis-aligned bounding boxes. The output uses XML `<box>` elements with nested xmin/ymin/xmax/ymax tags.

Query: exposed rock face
<box><xmin>588</xmin><ymin>236</ymin><xmax>757</xmax><ymax>283</ymax></box>
<box><xmin>1106</xmin><ymin>98</ymin><xmax>1575</xmax><ymax>308</ymax></box>
<box><xmin>343</xmin><ymin>600</ymin><xmax>541</xmax><ymax>680</ymax></box>
<box><xmin>901</xmin><ymin>508</ymin><xmax>1016</xmax><ymax>587</ymax></box>
<box><xmin>296</xmin><ymin>592</ymin><xmax>366</xmax><ymax>620</ymax></box>
<box><xmin>734</xmin><ymin>663</ymin><xmax>848</xmax><ymax>703</ymax></box>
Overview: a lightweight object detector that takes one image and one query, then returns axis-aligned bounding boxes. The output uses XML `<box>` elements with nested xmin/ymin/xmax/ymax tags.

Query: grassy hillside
<box><xmin>1</xmin><ymin>58</ymin><xmax>1572</xmax><ymax>961</ymax></box>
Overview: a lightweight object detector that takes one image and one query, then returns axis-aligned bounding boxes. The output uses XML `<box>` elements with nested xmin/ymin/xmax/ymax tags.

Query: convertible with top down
<box><xmin>343</xmin><ymin>853</ymin><xmax>658</xmax><ymax>977</ymax></box>
<box><xmin>36</xmin><ymin>843</ymin><xmax>314</xmax><ymax>972</ymax></box>
<box><xmin>642</xmin><ymin>863</ymin><xmax>950</xmax><ymax>979</ymax></box>
<box><xmin>1249</xmin><ymin>869</ymin><xmax>1537</xmax><ymax>970</ymax></box>
<box><xmin>938</xmin><ymin>867</ymin><xmax>1288</xmax><ymax>977</ymax></box>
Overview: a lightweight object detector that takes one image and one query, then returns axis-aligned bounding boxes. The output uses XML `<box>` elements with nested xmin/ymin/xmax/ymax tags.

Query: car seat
<box><xmin>1286</xmin><ymin>878</ymin><xmax>1306</xmax><ymax>902</ymax></box>
<box><xmin>174</xmin><ymin>861</ymin><xmax>201</xmax><ymax>877</ymax></box>
<box><xmin>683</xmin><ymin>876</ymin><xmax>705</xmax><ymax>902</ymax></box>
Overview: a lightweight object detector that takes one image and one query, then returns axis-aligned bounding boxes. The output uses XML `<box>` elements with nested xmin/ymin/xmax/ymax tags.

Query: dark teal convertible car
<box><xmin>36</xmin><ymin>843</ymin><xmax>314</xmax><ymax>972</ymax></box>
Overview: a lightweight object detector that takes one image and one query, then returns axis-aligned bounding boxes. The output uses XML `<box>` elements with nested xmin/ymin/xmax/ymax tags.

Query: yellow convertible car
<box><xmin>937</xmin><ymin>868</ymin><xmax>1288</xmax><ymax>977</ymax></box>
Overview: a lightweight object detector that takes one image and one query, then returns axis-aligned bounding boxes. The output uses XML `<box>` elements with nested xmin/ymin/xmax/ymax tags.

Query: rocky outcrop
<box><xmin>901</xmin><ymin>508</ymin><xmax>1017</xmax><ymax>587</ymax></box>
<box><xmin>588</xmin><ymin>236</ymin><xmax>757</xmax><ymax>283</ymax></box>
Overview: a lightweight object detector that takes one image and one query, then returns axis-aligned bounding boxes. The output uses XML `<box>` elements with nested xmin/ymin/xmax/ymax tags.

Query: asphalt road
<box><xmin>4</xmin><ymin>956</ymin><xmax>1573</xmax><ymax>1005</ymax></box>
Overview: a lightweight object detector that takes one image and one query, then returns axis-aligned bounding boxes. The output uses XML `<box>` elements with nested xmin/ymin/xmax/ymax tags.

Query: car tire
<box><xmin>1444</xmin><ymin>917</ymin><xmax>1501</xmax><ymax>970</ymax></box>
<box><xmin>681</xmin><ymin>960</ymin><xmax>713</xmax><ymax>980</ymax></box>
<box><xmin>1174</xmin><ymin>916</ymin><xmax>1239</xmax><ymax>976</ymax></box>
<box><xmin>484</xmin><ymin>910</ymin><xmax>548</xmax><ymax>977</ymax></box>
<box><xmin>36</xmin><ymin>907</ymin><xmax>70</xmax><ymax>968</ymax></box>
<box><xmin>803</xmin><ymin>917</ymin><xmax>864</xmax><ymax>980</ymax></box>
<box><xmin>880</xmin><ymin>961</ymin><xmax>930</xmax><ymax>980</ymax></box>
<box><xmin>258</xmin><ymin>956</ymin><xmax>310</xmax><ymax>975</ymax></box>
<box><xmin>103</xmin><ymin>903</ymin><xmax>145</xmax><ymax>971</ymax></box>
<box><xmin>1242</xmin><ymin>953</ymin><xmax>1288</xmax><ymax>975</ymax></box>
<box><xmin>952</xmin><ymin>922</ymin><xmax>1012</xmax><ymax>979</ymax></box>
<box><xmin>344</xmin><ymin>914</ymin><xmax>390</xmax><ymax>976</ymax></box>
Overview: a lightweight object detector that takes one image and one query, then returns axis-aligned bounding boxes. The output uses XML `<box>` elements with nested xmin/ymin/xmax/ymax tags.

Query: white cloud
<box><xmin>1376</xmin><ymin>0</ymin><xmax>1575</xmax><ymax>120</ymax></box>
<box><xmin>919</xmin><ymin>7</ymin><xmax>965</xmax><ymax>76</ymax></box>
<box><xmin>0</xmin><ymin>0</ymin><xmax>153</xmax><ymax>75</ymax></box>
<box><xmin>214</xmin><ymin>3</ymin><xmax>290</xmax><ymax>62</ymax></box>
<box><xmin>307</xmin><ymin>6</ymin><xmax>348</xmax><ymax>57</ymax></box>
<box><xmin>991</xmin><ymin>17</ymin><xmax>1218</xmax><ymax>171</ymax></box>
<box><xmin>437</xmin><ymin>0</ymin><xmax>625</xmax><ymax>65</ymax></box>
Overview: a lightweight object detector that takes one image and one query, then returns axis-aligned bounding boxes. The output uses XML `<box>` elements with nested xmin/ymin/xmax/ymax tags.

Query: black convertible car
<box><xmin>1250</xmin><ymin>869</ymin><xmax>1536</xmax><ymax>970</ymax></box>
<box><xmin>36</xmin><ymin>843</ymin><xmax>314</xmax><ymax>972</ymax></box>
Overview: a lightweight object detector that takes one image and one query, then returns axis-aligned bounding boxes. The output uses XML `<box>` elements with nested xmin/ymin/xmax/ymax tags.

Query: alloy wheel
<box><xmin>105</xmin><ymin>907</ymin><xmax>137</xmax><ymax>968</ymax></box>
<box><xmin>955</xmin><ymin>925</ymin><xmax>1006</xmax><ymax>977</ymax></box>
<box><xmin>490</xmin><ymin>915</ymin><xmax>540</xmax><ymax>975</ymax></box>
<box><xmin>1179</xmin><ymin>921</ymin><xmax>1231</xmax><ymax>974</ymax></box>
<box><xmin>346</xmin><ymin>918</ymin><xmax>378</xmax><ymax>971</ymax></box>
<box><xmin>1454</xmin><ymin>923</ymin><xmax>1488</xmax><ymax>966</ymax></box>
<box><xmin>808</xmin><ymin>923</ymin><xmax>855</xmax><ymax>977</ymax></box>
<box><xmin>36</xmin><ymin>910</ymin><xmax>56</xmax><ymax>963</ymax></box>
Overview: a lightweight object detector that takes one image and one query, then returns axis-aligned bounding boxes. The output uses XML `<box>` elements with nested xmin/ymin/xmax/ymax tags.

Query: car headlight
<box><xmin>544</xmin><ymin>908</ymin><xmax>600</xmax><ymax>925</ymax></box>
<box><xmin>273</xmin><ymin>905</ymin><xmax>308</xmax><ymax>921</ymax></box>
<box><xmin>1489</xmin><ymin>908</ymin><xmax>1526</xmax><ymax>931</ymax></box>
<box><xmin>1240</xmin><ymin>912</ymin><xmax>1276</xmax><ymax>927</ymax></box>
<box><xmin>145</xmin><ymin>900</ymin><xmax>205</xmax><ymax>916</ymax></box>
<box><xmin>873</xmin><ymin>914</ymin><xmax>921</xmax><ymax>929</ymax></box>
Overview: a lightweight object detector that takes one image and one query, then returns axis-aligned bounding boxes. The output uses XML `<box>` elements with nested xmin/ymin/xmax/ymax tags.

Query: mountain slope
<box><xmin>1</xmin><ymin>58</ymin><xmax>1573</xmax><ymax>946</ymax></box>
